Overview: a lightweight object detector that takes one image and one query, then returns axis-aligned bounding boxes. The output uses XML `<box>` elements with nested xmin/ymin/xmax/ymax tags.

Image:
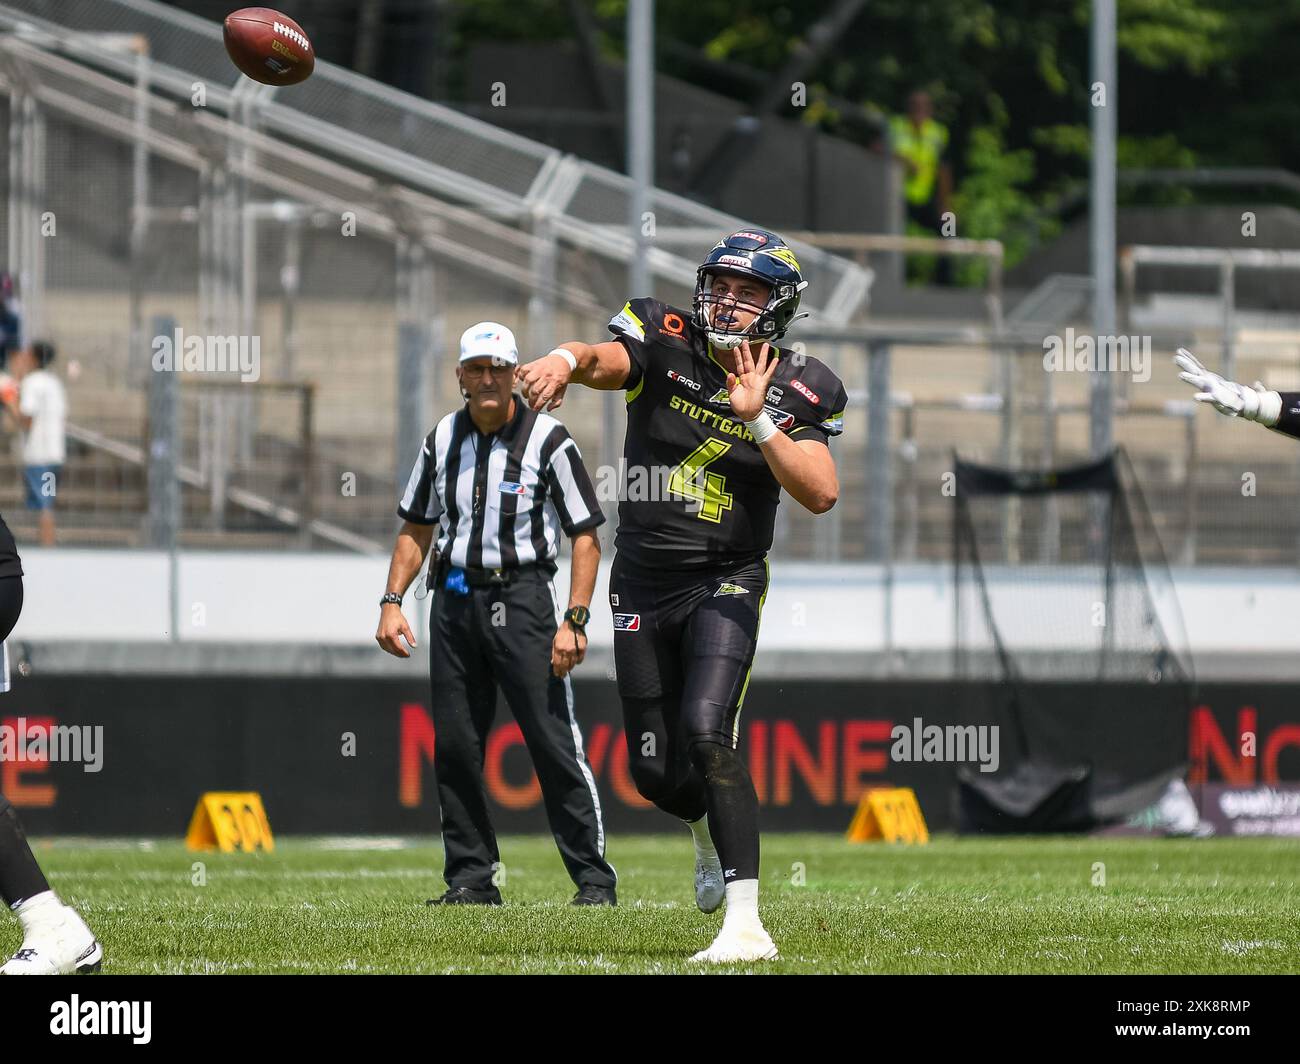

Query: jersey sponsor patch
<box><xmin>790</xmin><ymin>378</ymin><xmax>820</xmax><ymax>404</ymax></box>
<box><xmin>498</xmin><ymin>481</ymin><xmax>528</xmax><ymax>495</ymax></box>
<box><xmin>667</xmin><ymin>369</ymin><xmax>701</xmax><ymax>391</ymax></box>
<box><xmin>765</xmin><ymin>407</ymin><xmax>795</xmax><ymax>431</ymax></box>
<box><xmin>765</xmin><ymin>385</ymin><xmax>784</xmax><ymax>404</ymax></box>
<box><xmin>613</xmin><ymin>612</ymin><xmax>641</xmax><ymax>631</ymax></box>
<box><xmin>608</xmin><ymin>302</ymin><xmax>646</xmax><ymax>341</ymax></box>
<box><xmin>707</xmin><ymin>387</ymin><xmax>731</xmax><ymax>405</ymax></box>
<box><xmin>714</xmin><ymin>582</ymin><xmax>749</xmax><ymax>597</ymax></box>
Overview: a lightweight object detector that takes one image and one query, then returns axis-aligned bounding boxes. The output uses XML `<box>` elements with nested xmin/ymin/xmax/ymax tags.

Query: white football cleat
<box><xmin>689</xmin><ymin>923</ymin><xmax>779</xmax><ymax>964</ymax></box>
<box><xmin>694</xmin><ymin>851</ymin><xmax>725</xmax><ymax>914</ymax></box>
<box><xmin>1</xmin><ymin>905</ymin><xmax>102</xmax><ymax>975</ymax></box>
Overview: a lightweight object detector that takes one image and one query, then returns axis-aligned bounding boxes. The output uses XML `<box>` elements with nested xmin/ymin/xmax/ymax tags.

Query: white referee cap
<box><xmin>459</xmin><ymin>321</ymin><xmax>518</xmax><ymax>366</ymax></box>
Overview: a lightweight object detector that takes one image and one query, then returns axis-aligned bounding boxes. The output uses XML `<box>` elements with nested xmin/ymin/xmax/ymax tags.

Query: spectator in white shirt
<box><xmin>3</xmin><ymin>342</ymin><xmax>66</xmax><ymax>547</ymax></box>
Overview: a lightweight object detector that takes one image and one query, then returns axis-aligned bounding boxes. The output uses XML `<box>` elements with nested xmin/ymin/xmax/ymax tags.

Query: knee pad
<box><xmin>687</xmin><ymin>737</ymin><xmax>739</xmax><ymax>780</ymax></box>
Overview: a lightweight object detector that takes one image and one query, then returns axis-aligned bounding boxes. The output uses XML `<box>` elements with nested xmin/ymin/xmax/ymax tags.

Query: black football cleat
<box><xmin>426</xmin><ymin>886</ymin><xmax>503</xmax><ymax>906</ymax></box>
<box><xmin>571</xmin><ymin>885</ymin><xmax>617</xmax><ymax>907</ymax></box>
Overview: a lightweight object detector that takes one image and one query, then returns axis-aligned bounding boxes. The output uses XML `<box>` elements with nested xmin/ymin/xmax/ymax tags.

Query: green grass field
<box><xmin>6</xmin><ymin>834</ymin><xmax>1299</xmax><ymax>974</ymax></box>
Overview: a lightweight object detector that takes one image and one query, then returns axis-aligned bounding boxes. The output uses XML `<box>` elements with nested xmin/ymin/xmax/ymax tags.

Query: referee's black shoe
<box><xmin>427</xmin><ymin>886</ymin><xmax>503</xmax><ymax>906</ymax></box>
<box><xmin>571</xmin><ymin>885</ymin><xmax>617</xmax><ymax>907</ymax></box>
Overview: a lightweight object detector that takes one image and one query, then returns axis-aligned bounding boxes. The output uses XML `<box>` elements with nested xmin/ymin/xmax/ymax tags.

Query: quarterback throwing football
<box><xmin>519</xmin><ymin>230</ymin><xmax>846</xmax><ymax>962</ymax></box>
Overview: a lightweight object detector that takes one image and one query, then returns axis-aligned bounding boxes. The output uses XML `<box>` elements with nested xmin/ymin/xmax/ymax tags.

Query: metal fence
<box><xmin>1</xmin><ymin>0</ymin><xmax>1298</xmax><ymax>566</ymax></box>
<box><xmin>0</xmin><ymin>0</ymin><xmax>872</xmax><ymax>553</ymax></box>
<box><xmin>780</xmin><ymin>325</ymin><xmax>1300</xmax><ymax>568</ymax></box>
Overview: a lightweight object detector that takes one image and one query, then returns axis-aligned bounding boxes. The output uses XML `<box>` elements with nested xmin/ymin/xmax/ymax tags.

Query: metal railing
<box><xmin>785</xmin><ymin>230</ymin><xmax>1006</xmax><ymax>331</ymax></box>
<box><xmin>0</xmin><ymin>0</ymin><xmax>872</xmax><ymax>552</ymax></box>
<box><xmin>1120</xmin><ymin>244</ymin><xmax>1300</xmax><ymax>381</ymax></box>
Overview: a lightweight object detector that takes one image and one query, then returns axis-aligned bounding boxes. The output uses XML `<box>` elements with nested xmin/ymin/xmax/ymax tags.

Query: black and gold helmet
<box><xmin>693</xmin><ymin>229</ymin><xmax>809</xmax><ymax>349</ymax></box>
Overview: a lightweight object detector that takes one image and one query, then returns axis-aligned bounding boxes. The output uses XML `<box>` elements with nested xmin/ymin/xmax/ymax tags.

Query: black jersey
<box><xmin>607</xmin><ymin>296</ymin><xmax>847</xmax><ymax>571</ymax></box>
<box><xmin>0</xmin><ymin>513</ymin><xmax>21</xmax><ymax>580</ymax></box>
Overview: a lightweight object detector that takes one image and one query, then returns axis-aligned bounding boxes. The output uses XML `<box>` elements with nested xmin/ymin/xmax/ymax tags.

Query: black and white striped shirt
<box><xmin>397</xmin><ymin>395</ymin><xmax>604</xmax><ymax>570</ymax></box>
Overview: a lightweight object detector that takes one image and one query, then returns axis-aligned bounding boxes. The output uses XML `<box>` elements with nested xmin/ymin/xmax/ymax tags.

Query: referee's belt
<box><xmin>440</xmin><ymin>562</ymin><xmax>546</xmax><ymax>589</ymax></box>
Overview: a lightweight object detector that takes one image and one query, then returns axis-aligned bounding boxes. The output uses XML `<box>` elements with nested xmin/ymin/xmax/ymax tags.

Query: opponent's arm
<box><xmin>1173</xmin><ymin>348</ymin><xmax>1297</xmax><ymax>436</ymax></box>
<box><xmin>518</xmin><ymin>341</ymin><xmax>631</xmax><ymax>412</ymax></box>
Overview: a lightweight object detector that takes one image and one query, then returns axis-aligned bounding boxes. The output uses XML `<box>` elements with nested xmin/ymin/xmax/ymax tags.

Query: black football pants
<box><xmin>609</xmin><ymin>553</ymin><xmax>768</xmax><ymax>880</ymax></box>
<box><xmin>0</xmin><ymin>575</ymin><xmax>47</xmax><ymax>908</ymax></box>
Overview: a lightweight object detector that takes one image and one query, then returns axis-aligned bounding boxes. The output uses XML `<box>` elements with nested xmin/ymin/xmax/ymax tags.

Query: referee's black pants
<box><xmin>429</xmin><ymin>568</ymin><xmax>615</xmax><ymax>892</ymax></box>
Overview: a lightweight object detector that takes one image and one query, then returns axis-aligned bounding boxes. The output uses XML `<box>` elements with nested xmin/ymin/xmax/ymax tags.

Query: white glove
<box><xmin>1173</xmin><ymin>348</ymin><xmax>1279</xmax><ymax>425</ymax></box>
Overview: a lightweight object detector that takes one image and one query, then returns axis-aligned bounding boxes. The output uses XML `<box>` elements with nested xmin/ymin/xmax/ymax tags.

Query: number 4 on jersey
<box><xmin>669</xmin><ymin>438</ymin><xmax>734</xmax><ymax>523</ymax></box>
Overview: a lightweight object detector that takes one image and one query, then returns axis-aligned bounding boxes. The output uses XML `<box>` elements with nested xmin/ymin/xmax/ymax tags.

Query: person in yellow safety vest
<box><xmin>887</xmin><ymin>90</ymin><xmax>954</xmax><ymax>283</ymax></box>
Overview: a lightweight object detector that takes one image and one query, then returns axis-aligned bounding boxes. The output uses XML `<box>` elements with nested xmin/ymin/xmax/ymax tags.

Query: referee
<box><xmin>376</xmin><ymin>322</ymin><xmax>616</xmax><ymax>906</ymax></box>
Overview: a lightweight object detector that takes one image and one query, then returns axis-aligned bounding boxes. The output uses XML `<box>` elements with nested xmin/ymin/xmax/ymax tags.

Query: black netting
<box><xmin>952</xmin><ymin>447</ymin><xmax>1192</xmax><ymax>831</ymax></box>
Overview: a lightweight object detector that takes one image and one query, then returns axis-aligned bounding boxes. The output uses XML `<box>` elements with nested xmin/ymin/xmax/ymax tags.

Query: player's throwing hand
<box><xmin>518</xmin><ymin>353</ymin><xmax>571</xmax><ymax>412</ymax></box>
<box><xmin>727</xmin><ymin>339</ymin><xmax>779</xmax><ymax>422</ymax></box>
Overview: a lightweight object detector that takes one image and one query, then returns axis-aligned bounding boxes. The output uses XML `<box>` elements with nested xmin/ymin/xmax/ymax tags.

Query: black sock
<box><xmin>688</xmin><ymin>741</ymin><xmax>760</xmax><ymax>881</ymax></box>
<box><xmin>0</xmin><ymin>797</ymin><xmax>50</xmax><ymax>908</ymax></box>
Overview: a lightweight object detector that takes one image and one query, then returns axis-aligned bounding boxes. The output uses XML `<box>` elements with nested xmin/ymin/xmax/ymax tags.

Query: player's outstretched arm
<box><xmin>518</xmin><ymin>341</ymin><xmax>631</xmax><ymax>412</ymax></box>
<box><xmin>1174</xmin><ymin>347</ymin><xmax>1282</xmax><ymax>424</ymax></box>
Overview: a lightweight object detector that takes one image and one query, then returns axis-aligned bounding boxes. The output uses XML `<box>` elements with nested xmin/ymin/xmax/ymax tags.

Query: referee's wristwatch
<box><xmin>563</xmin><ymin>605</ymin><xmax>590</xmax><ymax>634</ymax></box>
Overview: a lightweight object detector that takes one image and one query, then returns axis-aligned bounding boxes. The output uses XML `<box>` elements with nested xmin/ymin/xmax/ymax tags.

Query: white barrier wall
<box><xmin>9</xmin><ymin>550</ymin><xmax>1299</xmax><ymax>679</ymax></box>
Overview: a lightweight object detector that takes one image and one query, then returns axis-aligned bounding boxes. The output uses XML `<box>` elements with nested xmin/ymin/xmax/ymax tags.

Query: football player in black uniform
<box><xmin>0</xmin><ymin>511</ymin><xmax>101</xmax><ymax>974</ymax></box>
<box><xmin>1175</xmin><ymin>347</ymin><xmax>1300</xmax><ymax>436</ymax></box>
<box><xmin>518</xmin><ymin>230</ymin><xmax>845</xmax><ymax>962</ymax></box>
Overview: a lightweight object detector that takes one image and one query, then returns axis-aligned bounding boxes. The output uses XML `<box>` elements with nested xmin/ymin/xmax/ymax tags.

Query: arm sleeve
<box><xmin>543</xmin><ymin>431</ymin><xmax>606</xmax><ymax>535</ymax></box>
<box><xmin>396</xmin><ymin>436</ymin><xmax>443</xmax><ymax>525</ymax></box>
<box><xmin>607</xmin><ymin>299</ymin><xmax>654</xmax><ymax>393</ymax></box>
<box><xmin>1271</xmin><ymin>393</ymin><xmax>1300</xmax><ymax>439</ymax></box>
<box><xmin>786</xmin><ymin>370</ymin><xmax>848</xmax><ymax>445</ymax></box>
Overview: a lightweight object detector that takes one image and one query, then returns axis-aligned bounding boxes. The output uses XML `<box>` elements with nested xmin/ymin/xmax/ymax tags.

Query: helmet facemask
<box><xmin>694</xmin><ymin>270</ymin><xmax>801</xmax><ymax>350</ymax></box>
